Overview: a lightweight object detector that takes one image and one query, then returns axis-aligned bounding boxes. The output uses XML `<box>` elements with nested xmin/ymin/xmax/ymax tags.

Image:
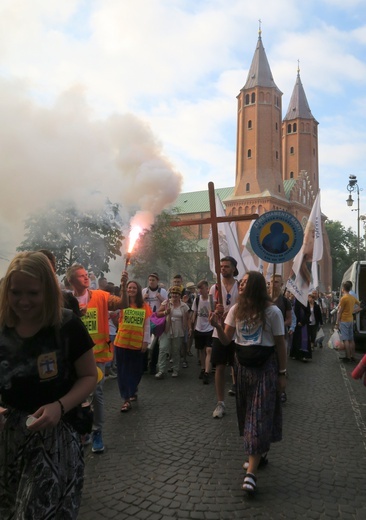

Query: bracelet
<box><xmin>57</xmin><ymin>399</ymin><xmax>65</xmax><ymax>417</ymax></box>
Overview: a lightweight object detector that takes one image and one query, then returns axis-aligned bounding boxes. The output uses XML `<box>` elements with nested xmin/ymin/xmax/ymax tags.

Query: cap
<box><xmin>220</xmin><ymin>256</ymin><xmax>239</xmax><ymax>277</ymax></box>
<box><xmin>148</xmin><ymin>272</ymin><xmax>159</xmax><ymax>280</ymax></box>
<box><xmin>186</xmin><ymin>282</ymin><xmax>196</xmax><ymax>289</ymax></box>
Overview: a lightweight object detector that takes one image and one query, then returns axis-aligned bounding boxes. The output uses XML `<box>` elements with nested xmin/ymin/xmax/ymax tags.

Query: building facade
<box><xmin>174</xmin><ymin>31</ymin><xmax>332</xmax><ymax>291</ymax></box>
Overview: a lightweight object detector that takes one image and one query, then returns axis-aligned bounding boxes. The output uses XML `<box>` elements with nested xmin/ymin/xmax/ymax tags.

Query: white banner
<box><xmin>207</xmin><ymin>194</ymin><xmax>246</xmax><ymax>280</ymax></box>
<box><xmin>287</xmin><ymin>192</ymin><xmax>323</xmax><ymax>306</ymax></box>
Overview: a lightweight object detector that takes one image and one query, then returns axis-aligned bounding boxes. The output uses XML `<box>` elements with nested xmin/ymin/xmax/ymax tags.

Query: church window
<box><xmin>245</xmin><ymin>94</ymin><xmax>250</xmax><ymax>105</ymax></box>
<box><xmin>275</xmin><ymin>122</ymin><xmax>278</xmax><ymax>130</ymax></box>
<box><xmin>265</xmin><ymin>92</ymin><xmax>271</xmax><ymax>103</ymax></box>
<box><xmin>276</xmin><ymin>151</ymin><xmax>279</xmax><ymax>159</ymax></box>
<box><xmin>246</xmin><ymin>183</ymin><xmax>250</xmax><ymax>192</ymax></box>
<box><xmin>247</xmin><ymin>149</ymin><xmax>252</xmax><ymax>158</ymax></box>
<box><xmin>238</xmin><ymin>206</ymin><xmax>243</xmax><ymax>215</ymax></box>
<box><xmin>293</xmin><ymin>123</ymin><xmax>297</xmax><ymax>132</ymax></box>
<box><xmin>251</xmin><ymin>92</ymin><xmax>256</xmax><ymax>103</ymax></box>
<box><xmin>290</xmin><ymin>146</ymin><xmax>294</xmax><ymax>154</ymax></box>
<box><xmin>248</xmin><ymin>120</ymin><xmax>252</xmax><ymax>129</ymax></box>
<box><xmin>258</xmin><ymin>205</ymin><xmax>263</xmax><ymax>214</ymax></box>
<box><xmin>300</xmin><ymin>122</ymin><xmax>304</xmax><ymax>132</ymax></box>
<box><xmin>259</xmin><ymin>91</ymin><xmax>264</xmax><ymax>102</ymax></box>
<box><xmin>245</xmin><ymin>206</ymin><xmax>249</xmax><ymax>214</ymax></box>
<box><xmin>287</xmin><ymin>124</ymin><xmax>292</xmax><ymax>133</ymax></box>
<box><xmin>278</xmin><ymin>185</ymin><xmax>281</xmax><ymax>192</ymax></box>
<box><xmin>290</xmin><ymin>171</ymin><xmax>294</xmax><ymax>179</ymax></box>
<box><xmin>232</xmin><ymin>207</ymin><xmax>237</xmax><ymax>216</ymax></box>
<box><xmin>251</xmin><ymin>205</ymin><xmax>256</xmax><ymax>213</ymax></box>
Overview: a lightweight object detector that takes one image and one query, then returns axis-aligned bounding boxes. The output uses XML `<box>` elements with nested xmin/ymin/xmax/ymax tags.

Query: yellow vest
<box><xmin>80</xmin><ymin>290</ymin><xmax>112</xmax><ymax>363</ymax></box>
<box><xmin>115</xmin><ymin>305</ymin><xmax>149</xmax><ymax>350</ymax></box>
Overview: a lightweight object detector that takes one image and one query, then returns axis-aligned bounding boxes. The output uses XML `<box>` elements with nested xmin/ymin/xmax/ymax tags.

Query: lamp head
<box><xmin>346</xmin><ymin>194</ymin><xmax>354</xmax><ymax>207</ymax></box>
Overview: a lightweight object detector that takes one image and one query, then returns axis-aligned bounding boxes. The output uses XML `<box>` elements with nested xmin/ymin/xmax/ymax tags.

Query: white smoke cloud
<box><xmin>0</xmin><ymin>77</ymin><xmax>183</xmax><ymax>273</ymax></box>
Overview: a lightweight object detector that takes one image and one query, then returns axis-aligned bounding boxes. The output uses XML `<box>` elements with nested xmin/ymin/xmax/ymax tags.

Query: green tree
<box><xmin>129</xmin><ymin>211</ymin><xmax>211</xmax><ymax>286</ymax></box>
<box><xmin>325</xmin><ymin>220</ymin><xmax>365</xmax><ymax>289</ymax></box>
<box><xmin>17</xmin><ymin>199</ymin><xmax>124</xmax><ymax>276</ymax></box>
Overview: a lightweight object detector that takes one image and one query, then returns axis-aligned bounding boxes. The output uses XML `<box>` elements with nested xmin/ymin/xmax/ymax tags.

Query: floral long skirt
<box><xmin>234</xmin><ymin>353</ymin><xmax>282</xmax><ymax>455</ymax></box>
<box><xmin>0</xmin><ymin>408</ymin><xmax>84</xmax><ymax>520</ymax></box>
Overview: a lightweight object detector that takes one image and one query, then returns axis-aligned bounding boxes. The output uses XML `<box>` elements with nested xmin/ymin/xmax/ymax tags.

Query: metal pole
<box><xmin>357</xmin><ymin>184</ymin><xmax>360</xmax><ymax>262</ymax></box>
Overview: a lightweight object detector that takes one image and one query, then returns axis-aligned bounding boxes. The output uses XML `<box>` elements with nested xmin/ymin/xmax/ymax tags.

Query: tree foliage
<box><xmin>129</xmin><ymin>211</ymin><xmax>211</xmax><ymax>286</ymax></box>
<box><xmin>17</xmin><ymin>199</ymin><xmax>124</xmax><ymax>276</ymax></box>
<box><xmin>325</xmin><ymin>220</ymin><xmax>365</xmax><ymax>289</ymax></box>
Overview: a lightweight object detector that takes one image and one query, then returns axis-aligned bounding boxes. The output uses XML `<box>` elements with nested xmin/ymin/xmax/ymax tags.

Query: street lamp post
<box><xmin>346</xmin><ymin>174</ymin><xmax>360</xmax><ymax>261</ymax></box>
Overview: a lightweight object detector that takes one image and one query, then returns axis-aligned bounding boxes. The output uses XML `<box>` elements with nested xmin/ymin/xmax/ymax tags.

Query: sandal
<box><xmin>242</xmin><ymin>472</ymin><xmax>257</xmax><ymax>494</ymax></box>
<box><xmin>120</xmin><ymin>401</ymin><xmax>131</xmax><ymax>413</ymax></box>
<box><xmin>130</xmin><ymin>394</ymin><xmax>138</xmax><ymax>402</ymax></box>
<box><xmin>242</xmin><ymin>453</ymin><xmax>268</xmax><ymax>470</ymax></box>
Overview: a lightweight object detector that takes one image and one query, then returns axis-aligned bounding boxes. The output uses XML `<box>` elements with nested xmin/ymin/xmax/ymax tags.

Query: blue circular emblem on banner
<box><xmin>249</xmin><ymin>211</ymin><xmax>303</xmax><ymax>264</ymax></box>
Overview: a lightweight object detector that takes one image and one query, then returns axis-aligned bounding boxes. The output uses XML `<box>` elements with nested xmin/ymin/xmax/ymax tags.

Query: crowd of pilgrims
<box><xmin>0</xmin><ymin>251</ymin><xmax>335</xmax><ymax>517</ymax></box>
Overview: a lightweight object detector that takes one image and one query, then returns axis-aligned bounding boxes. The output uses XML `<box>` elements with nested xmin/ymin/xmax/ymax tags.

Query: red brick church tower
<box><xmin>175</xmin><ymin>30</ymin><xmax>332</xmax><ymax>291</ymax></box>
<box><xmin>223</xmin><ymin>30</ymin><xmax>331</xmax><ymax>289</ymax></box>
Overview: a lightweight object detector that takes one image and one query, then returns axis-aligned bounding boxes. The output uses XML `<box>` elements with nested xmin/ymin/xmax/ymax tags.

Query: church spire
<box><xmin>243</xmin><ymin>31</ymin><xmax>279</xmax><ymax>90</ymax></box>
<box><xmin>283</xmin><ymin>66</ymin><xmax>316</xmax><ymax>121</ymax></box>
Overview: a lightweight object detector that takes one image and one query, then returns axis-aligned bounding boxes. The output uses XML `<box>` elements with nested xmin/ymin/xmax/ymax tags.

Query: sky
<box><xmin>0</xmin><ymin>0</ymin><xmax>366</xmax><ymax>276</ymax></box>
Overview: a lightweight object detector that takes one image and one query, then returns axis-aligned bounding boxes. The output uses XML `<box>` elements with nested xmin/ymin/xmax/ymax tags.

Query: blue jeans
<box><xmin>92</xmin><ymin>362</ymin><xmax>105</xmax><ymax>431</ymax></box>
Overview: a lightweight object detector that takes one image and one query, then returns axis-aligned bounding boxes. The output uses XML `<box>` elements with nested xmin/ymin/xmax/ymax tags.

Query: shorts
<box><xmin>211</xmin><ymin>338</ymin><xmax>235</xmax><ymax>366</ymax></box>
<box><xmin>194</xmin><ymin>330</ymin><xmax>213</xmax><ymax>350</ymax></box>
<box><xmin>340</xmin><ymin>322</ymin><xmax>354</xmax><ymax>341</ymax></box>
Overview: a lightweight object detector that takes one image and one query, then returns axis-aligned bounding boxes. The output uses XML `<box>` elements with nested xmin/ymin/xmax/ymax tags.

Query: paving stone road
<box><xmin>79</xmin><ymin>328</ymin><xmax>366</xmax><ymax>520</ymax></box>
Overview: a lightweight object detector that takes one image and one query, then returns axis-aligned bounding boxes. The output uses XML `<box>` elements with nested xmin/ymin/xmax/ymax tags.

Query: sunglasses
<box><xmin>226</xmin><ymin>293</ymin><xmax>231</xmax><ymax>306</ymax></box>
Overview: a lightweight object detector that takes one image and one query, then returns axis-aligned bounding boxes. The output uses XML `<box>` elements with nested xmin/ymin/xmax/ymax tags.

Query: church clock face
<box><xmin>302</xmin><ymin>216</ymin><xmax>308</xmax><ymax>230</ymax></box>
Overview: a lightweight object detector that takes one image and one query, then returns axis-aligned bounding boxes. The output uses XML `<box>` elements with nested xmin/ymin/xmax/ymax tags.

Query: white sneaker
<box><xmin>212</xmin><ymin>402</ymin><xmax>225</xmax><ymax>418</ymax></box>
<box><xmin>171</xmin><ymin>371</ymin><xmax>178</xmax><ymax>377</ymax></box>
<box><xmin>155</xmin><ymin>372</ymin><xmax>164</xmax><ymax>379</ymax></box>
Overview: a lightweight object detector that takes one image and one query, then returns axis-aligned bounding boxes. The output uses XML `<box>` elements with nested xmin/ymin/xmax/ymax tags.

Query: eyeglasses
<box><xmin>226</xmin><ymin>293</ymin><xmax>231</xmax><ymax>306</ymax></box>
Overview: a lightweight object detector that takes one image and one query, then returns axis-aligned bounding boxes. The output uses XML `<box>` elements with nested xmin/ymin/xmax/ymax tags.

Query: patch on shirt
<box><xmin>239</xmin><ymin>322</ymin><xmax>263</xmax><ymax>346</ymax></box>
<box><xmin>38</xmin><ymin>352</ymin><xmax>58</xmax><ymax>380</ymax></box>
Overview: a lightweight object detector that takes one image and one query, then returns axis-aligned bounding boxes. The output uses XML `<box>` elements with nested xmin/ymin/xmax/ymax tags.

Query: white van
<box><xmin>340</xmin><ymin>261</ymin><xmax>366</xmax><ymax>343</ymax></box>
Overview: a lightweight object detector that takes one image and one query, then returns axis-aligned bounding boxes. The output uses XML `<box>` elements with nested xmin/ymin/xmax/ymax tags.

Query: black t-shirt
<box><xmin>0</xmin><ymin>314</ymin><xmax>94</xmax><ymax>413</ymax></box>
<box><xmin>274</xmin><ymin>294</ymin><xmax>291</xmax><ymax>322</ymax></box>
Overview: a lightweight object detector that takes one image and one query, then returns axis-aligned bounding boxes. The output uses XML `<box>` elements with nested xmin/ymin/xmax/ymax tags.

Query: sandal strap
<box><xmin>242</xmin><ymin>473</ymin><xmax>257</xmax><ymax>493</ymax></box>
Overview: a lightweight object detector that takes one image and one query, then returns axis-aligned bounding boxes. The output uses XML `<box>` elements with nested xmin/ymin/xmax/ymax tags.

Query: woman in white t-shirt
<box><xmin>210</xmin><ymin>271</ymin><xmax>286</xmax><ymax>496</ymax></box>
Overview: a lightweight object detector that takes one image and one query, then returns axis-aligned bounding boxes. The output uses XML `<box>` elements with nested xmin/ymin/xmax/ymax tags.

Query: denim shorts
<box><xmin>340</xmin><ymin>321</ymin><xmax>354</xmax><ymax>341</ymax></box>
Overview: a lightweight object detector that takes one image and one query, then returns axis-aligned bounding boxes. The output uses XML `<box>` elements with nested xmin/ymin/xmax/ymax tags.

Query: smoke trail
<box><xmin>0</xmin><ymin>78</ymin><xmax>183</xmax><ymax>270</ymax></box>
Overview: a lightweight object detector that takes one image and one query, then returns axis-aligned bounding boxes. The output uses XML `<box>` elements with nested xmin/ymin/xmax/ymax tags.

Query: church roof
<box><xmin>243</xmin><ymin>36</ymin><xmax>281</xmax><ymax>91</ymax></box>
<box><xmin>173</xmin><ymin>187</ymin><xmax>234</xmax><ymax>214</ymax></box>
<box><xmin>284</xmin><ymin>71</ymin><xmax>317</xmax><ymax>122</ymax></box>
<box><xmin>174</xmin><ymin>181</ymin><xmax>298</xmax><ymax>215</ymax></box>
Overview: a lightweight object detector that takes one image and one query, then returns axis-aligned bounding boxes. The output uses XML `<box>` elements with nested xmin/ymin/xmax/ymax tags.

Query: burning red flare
<box><xmin>124</xmin><ymin>225</ymin><xmax>143</xmax><ymax>269</ymax></box>
<box><xmin>128</xmin><ymin>225</ymin><xmax>143</xmax><ymax>253</ymax></box>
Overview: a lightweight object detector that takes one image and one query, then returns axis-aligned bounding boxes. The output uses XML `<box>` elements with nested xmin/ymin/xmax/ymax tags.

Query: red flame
<box><xmin>127</xmin><ymin>225</ymin><xmax>143</xmax><ymax>253</ymax></box>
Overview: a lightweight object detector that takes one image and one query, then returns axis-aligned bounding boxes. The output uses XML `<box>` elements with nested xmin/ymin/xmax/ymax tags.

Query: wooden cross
<box><xmin>170</xmin><ymin>181</ymin><xmax>258</xmax><ymax>303</ymax></box>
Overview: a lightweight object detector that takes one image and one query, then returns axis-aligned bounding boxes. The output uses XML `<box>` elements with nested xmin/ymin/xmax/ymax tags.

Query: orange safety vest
<box><xmin>80</xmin><ymin>290</ymin><xmax>113</xmax><ymax>363</ymax></box>
<box><xmin>114</xmin><ymin>303</ymin><xmax>150</xmax><ymax>350</ymax></box>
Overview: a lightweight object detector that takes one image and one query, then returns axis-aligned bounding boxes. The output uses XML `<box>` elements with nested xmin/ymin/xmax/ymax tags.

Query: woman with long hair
<box><xmin>210</xmin><ymin>271</ymin><xmax>286</xmax><ymax>495</ymax></box>
<box><xmin>114</xmin><ymin>281</ymin><xmax>151</xmax><ymax>412</ymax></box>
<box><xmin>0</xmin><ymin>252</ymin><xmax>97</xmax><ymax>519</ymax></box>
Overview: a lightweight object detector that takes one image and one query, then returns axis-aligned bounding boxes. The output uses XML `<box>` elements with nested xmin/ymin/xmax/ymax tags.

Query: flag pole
<box><xmin>208</xmin><ymin>182</ymin><xmax>223</xmax><ymax>304</ymax></box>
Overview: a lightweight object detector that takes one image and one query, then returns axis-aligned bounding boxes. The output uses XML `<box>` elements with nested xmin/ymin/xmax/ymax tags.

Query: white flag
<box><xmin>241</xmin><ymin>221</ymin><xmax>260</xmax><ymax>272</ymax></box>
<box><xmin>207</xmin><ymin>194</ymin><xmax>246</xmax><ymax>279</ymax></box>
<box><xmin>286</xmin><ymin>192</ymin><xmax>323</xmax><ymax>306</ymax></box>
